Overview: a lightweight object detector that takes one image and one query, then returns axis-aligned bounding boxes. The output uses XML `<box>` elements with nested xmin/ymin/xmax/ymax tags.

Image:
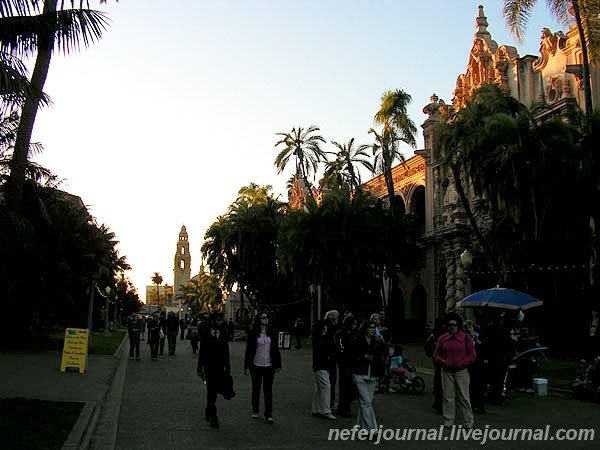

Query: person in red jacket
<box><xmin>434</xmin><ymin>312</ymin><xmax>476</xmax><ymax>429</ymax></box>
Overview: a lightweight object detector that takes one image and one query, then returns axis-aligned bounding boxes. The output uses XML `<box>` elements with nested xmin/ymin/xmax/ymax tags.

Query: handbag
<box><xmin>159</xmin><ymin>329</ymin><xmax>165</xmax><ymax>339</ymax></box>
<box><xmin>217</xmin><ymin>373</ymin><xmax>236</xmax><ymax>400</ymax></box>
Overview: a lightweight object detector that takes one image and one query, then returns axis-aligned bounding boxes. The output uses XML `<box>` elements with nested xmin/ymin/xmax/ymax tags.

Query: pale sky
<box><xmin>30</xmin><ymin>1</ymin><xmax>560</xmax><ymax>302</ymax></box>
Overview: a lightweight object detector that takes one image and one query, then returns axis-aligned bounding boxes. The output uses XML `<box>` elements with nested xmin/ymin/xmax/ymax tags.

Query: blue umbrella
<box><xmin>458</xmin><ymin>287</ymin><xmax>543</xmax><ymax>311</ymax></box>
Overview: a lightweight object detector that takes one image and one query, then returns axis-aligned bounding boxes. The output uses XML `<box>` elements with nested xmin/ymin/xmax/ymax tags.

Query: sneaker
<box><xmin>135</xmin><ymin>357</ymin><xmax>141</xmax><ymax>361</ymax></box>
<box><xmin>129</xmin><ymin>357</ymin><xmax>134</xmax><ymax>360</ymax></box>
<box><xmin>209</xmin><ymin>416</ymin><xmax>219</xmax><ymax>428</ymax></box>
<box><xmin>266</xmin><ymin>416</ymin><xmax>274</xmax><ymax>424</ymax></box>
<box><xmin>251</xmin><ymin>412</ymin><xmax>260</xmax><ymax>419</ymax></box>
<box><xmin>322</xmin><ymin>413</ymin><xmax>336</xmax><ymax>420</ymax></box>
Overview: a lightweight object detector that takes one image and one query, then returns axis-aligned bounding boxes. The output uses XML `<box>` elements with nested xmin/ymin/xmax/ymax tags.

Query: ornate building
<box><xmin>173</xmin><ymin>225</ymin><xmax>191</xmax><ymax>306</ymax></box>
<box><xmin>360</xmin><ymin>5</ymin><xmax>597</xmax><ymax>332</ymax></box>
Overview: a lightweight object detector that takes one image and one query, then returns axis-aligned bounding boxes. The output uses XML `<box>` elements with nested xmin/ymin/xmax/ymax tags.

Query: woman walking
<box><xmin>350</xmin><ymin>320</ymin><xmax>385</xmax><ymax>431</ymax></box>
<box><xmin>312</xmin><ymin>320</ymin><xmax>337</xmax><ymax>420</ymax></box>
<box><xmin>244</xmin><ymin>311</ymin><xmax>282</xmax><ymax>424</ymax></box>
<box><xmin>434</xmin><ymin>312</ymin><xmax>476</xmax><ymax>429</ymax></box>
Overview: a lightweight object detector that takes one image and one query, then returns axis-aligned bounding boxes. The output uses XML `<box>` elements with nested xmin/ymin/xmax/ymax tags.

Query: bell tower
<box><xmin>173</xmin><ymin>225</ymin><xmax>191</xmax><ymax>311</ymax></box>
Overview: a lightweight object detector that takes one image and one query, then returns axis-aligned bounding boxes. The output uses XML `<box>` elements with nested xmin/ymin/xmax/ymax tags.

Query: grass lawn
<box><xmin>48</xmin><ymin>329</ymin><xmax>127</xmax><ymax>355</ymax></box>
<box><xmin>0</xmin><ymin>398</ymin><xmax>83</xmax><ymax>450</ymax></box>
<box><xmin>0</xmin><ymin>330</ymin><xmax>127</xmax><ymax>450</ymax></box>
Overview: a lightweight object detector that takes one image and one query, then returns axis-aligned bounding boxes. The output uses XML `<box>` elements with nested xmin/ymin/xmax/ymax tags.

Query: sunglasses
<box><xmin>260</xmin><ymin>316</ymin><xmax>268</xmax><ymax>319</ymax></box>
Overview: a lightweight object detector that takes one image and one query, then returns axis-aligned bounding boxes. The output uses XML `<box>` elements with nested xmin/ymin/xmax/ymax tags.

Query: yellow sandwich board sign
<box><xmin>60</xmin><ymin>328</ymin><xmax>89</xmax><ymax>373</ymax></box>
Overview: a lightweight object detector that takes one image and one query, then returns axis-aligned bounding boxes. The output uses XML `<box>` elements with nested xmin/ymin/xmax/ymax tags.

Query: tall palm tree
<box><xmin>0</xmin><ymin>1</ymin><xmax>51</xmax><ymax>115</ymax></box>
<box><xmin>151</xmin><ymin>272</ymin><xmax>163</xmax><ymax>309</ymax></box>
<box><xmin>434</xmin><ymin>83</ymin><xmax>585</xmax><ymax>276</ymax></box>
<box><xmin>323</xmin><ymin>138</ymin><xmax>374</xmax><ymax>192</ymax></box>
<box><xmin>274</xmin><ymin>125</ymin><xmax>326</xmax><ymax>206</ymax></box>
<box><xmin>370</xmin><ymin>89</ymin><xmax>417</xmax><ymax>216</ymax></box>
<box><xmin>502</xmin><ymin>0</ymin><xmax>600</xmax><ymax>124</ymax></box>
<box><xmin>2</xmin><ymin>0</ymin><xmax>111</xmax><ymax>212</ymax></box>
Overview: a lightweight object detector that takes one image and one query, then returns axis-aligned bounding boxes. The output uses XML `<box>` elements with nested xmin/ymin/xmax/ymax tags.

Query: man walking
<box><xmin>197</xmin><ymin>311</ymin><xmax>232</xmax><ymax>428</ymax></box>
<box><xmin>127</xmin><ymin>314</ymin><xmax>143</xmax><ymax>361</ymax></box>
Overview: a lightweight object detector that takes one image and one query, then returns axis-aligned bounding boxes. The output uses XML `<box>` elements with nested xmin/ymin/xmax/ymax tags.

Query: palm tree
<box><xmin>370</xmin><ymin>89</ymin><xmax>417</xmax><ymax>216</ymax></box>
<box><xmin>274</xmin><ymin>125</ymin><xmax>326</xmax><ymax>207</ymax></box>
<box><xmin>502</xmin><ymin>0</ymin><xmax>600</xmax><ymax>125</ymax></box>
<box><xmin>434</xmin><ymin>83</ymin><xmax>586</xmax><ymax>276</ymax></box>
<box><xmin>0</xmin><ymin>1</ymin><xmax>52</xmax><ymax>115</ymax></box>
<box><xmin>2</xmin><ymin>0</ymin><xmax>111</xmax><ymax>212</ymax></box>
<box><xmin>323</xmin><ymin>138</ymin><xmax>374</xmax><ymax>192</ymax></box>
<box><xmin>151</xmin><ymin>272</ymin><xmax>163</xmax><ymax>310</ymax></box>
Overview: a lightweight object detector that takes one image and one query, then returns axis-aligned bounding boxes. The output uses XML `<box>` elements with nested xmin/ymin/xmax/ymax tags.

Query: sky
<box><xmin>30</xmin><ymin>1</ymin><xmax>562</xmax><ymax>302</ymax></box>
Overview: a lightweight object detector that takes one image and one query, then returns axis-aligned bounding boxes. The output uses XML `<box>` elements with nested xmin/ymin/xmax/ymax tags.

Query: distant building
<box><xmin>146</xmin><ymin>284</ymin><xmax>173</xmax><ymax>310</ymax></box>
<box><xmin>173</xmin><ymin>225</ymin><xmax>191</xmax><ymax>316</ymax></box>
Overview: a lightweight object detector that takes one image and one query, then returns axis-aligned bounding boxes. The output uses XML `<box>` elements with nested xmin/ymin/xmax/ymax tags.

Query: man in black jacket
<box><xmin>197</xmin><ymin>311</ymin><xmax>231</xmax><ymax>428</ymax></box>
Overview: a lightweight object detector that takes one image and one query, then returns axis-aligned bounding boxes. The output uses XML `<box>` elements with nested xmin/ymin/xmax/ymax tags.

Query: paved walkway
<box><xmin>2</xmin><ymin>337</ymin><xmax>599</xmax><ymax>449</ymax></box>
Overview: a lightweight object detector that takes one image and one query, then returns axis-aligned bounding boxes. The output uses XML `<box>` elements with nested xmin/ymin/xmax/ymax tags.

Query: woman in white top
<box><xmin>244</xmin><ymin>311</ymin><xmax>282</xmax><ymax>424</ymax></box>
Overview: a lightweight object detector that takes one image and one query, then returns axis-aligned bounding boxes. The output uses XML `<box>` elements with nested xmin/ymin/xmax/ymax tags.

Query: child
<box><xmin>389</xmin><ymin>345</ymin><xmax>410</xmax><ymax>391</ymax></box>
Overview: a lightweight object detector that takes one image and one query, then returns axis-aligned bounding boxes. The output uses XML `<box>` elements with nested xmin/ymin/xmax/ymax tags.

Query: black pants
<box><xmin>487</xmin><ymin>360</ymin><xmax>507</xmax><ymax>404</ymax></box>
<box><xmin>204</xmin><ymin>370</ymin><xmax>221</xmax><ymax>419</ymax></box>
<box><xmin>328</xmin><ymin>364</ymin><xmax>337</xmax><ymax>406</ymax></box>
<box><xmin>337</xmin><ymin>365</ymin><xmax>354</xmax><ymax>415</ymax></box>
<box><xmin>149</xmin><ymin>337</ymin><xmax>159</xmax><ymax>359</ymax></box>
<box><xmin>469</xmin><ymin>361</ymin><xmax>486</xmax><ymax>411</ymax></box>
<box><xmin>250</xmin><ymin>365</ymin><xmax>275</xmax><ymax>417</ymax></box>
<box><xmin>167</xmin><ymin>331</ymin><xmax>177</xmax><ymax>355</ymax></box>
<box><xmin>128</xmin><ymin>332</ymin><xmax>140</xmax><ymax>358</ymax></box>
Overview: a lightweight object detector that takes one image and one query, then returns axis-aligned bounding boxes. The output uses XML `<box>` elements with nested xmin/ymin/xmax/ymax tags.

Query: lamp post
<box><xmin>113</xmin><ymin>293</ymin><xmax>119</xmax><ymax>329</ymax></box>
<box><xmin>103</xmin><ymin>286</ymin><xmax>112</xmax><ymax>336</ymax></box>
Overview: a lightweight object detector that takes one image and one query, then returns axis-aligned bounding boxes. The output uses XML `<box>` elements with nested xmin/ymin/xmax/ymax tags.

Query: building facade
<box><xmin>361</xmin><ymin>5</ymin><xmax>597</xmax><ymax>332</ymax></box>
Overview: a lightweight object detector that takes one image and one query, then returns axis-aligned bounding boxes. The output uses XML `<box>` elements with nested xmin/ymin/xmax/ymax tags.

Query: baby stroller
<box><xmin>505</xmin><ymin>345</ymin><xmax>548</xmax><ymax>393</ymax></box>
<box><xmin>388</xmin><ymin>356</ymin><xmax>425</xmax><ymax>395</ymax></box>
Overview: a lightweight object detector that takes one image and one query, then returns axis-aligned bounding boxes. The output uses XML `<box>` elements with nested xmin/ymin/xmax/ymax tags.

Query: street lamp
<box><xmin>113</xmin><ymin>293</ymin><xmax>119</xmax><ymax>329</ymax></box>
<box><xmin>460</xmin><ymin>249</ymin><xmax>473</xmax><ymax>269</ymax></box>
<box><xmin>103</xmin><ymin>286</ymin><xmax>112</xmax><ymax>336</ymax></box>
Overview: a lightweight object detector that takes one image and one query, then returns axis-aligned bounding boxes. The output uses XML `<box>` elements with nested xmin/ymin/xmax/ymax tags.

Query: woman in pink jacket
<box><xmin>434</xmin><ymin>313</ymin><xmax>476</xmax><ymax>429</ymax></box>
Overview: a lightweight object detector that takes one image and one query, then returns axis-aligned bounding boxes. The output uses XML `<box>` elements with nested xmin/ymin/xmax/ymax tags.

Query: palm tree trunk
<box><xmin>451</xmin><ymin>163</ymin><xmax>502</xmax><ymax>277</ymax></box>
<box><xmin>6</xmin><ymin>0</ymin><xmax>57</xmax><ymax>212</ymax></box>
<box><xmin>572</xmin><ymin>0</ymin><xmax>593</xmax><ymax>127</ymax></box>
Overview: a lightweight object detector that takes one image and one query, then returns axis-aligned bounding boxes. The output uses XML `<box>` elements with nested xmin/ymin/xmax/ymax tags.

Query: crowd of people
<box><xmin>125</xmin><ymin>306</ymin><xmax>587</xmax><ymax>432</ymax></box>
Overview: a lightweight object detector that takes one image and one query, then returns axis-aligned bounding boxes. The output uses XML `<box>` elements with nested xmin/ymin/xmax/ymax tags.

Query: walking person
<box><xmin>294</xmin><ymin>317</ymin><xmax>304</xmax><ymax>349</ymax></box>
<box><xmin>335</xmin><ymin>314</ymin><xmax>358</xmax><ymax>418</ymax></box>
<box><xmin>148</xmin><ymin>315</ymin><xmax>161</xmax><ymax>361</ymax></box>
<box><xmin>158</xmin><ymin>312</ymin><xmax>167</xmax><ymax>356</ymax></box>
<box><xmin>351</xmin><ymin>320</ymin><xmax>385</xmax><ymax>431</ymax></box>
<box><xmin>434</xmin><ymin>312</ymin><xmax>476</xmax><ymax>429</ymax></box>
<box><xmin>166</xmin><ymin>311</ymin><xmax>179</xmax><ymax>355</ymax></box>
<box><xmin>127</xmin><ymin>314</ymin><xmax>143</xmax><ymax>360</ymax></box>
<box><xmin>324</xmin><ymin>310</ymin><xmax>340</xmax><ymax>410</ymax></box>
<box><xmin>197</xmin><ymin>311</ymin><xmax>232</xmax><ymax>429</ymax></box>
<box><xmin>179</xmin><ymin>316</ymin><xmax>187</xmax><ymax>341</ymax></box>
<box><xmin>425</xmin><ymin>318</ymin><xmax>445</xmax><ymax>414</ymax></box>
<box><xmin>244</xmin><ymin>311</ymin><xmax>282</xmax><ymax>424</ymax></box>
<box><xmin>311</xmin><ymin>320</ymin><xmax>336</xmax><ymax>420</ymax></box>
<box><xmin>465</xmin><ymin>319</ymin><xmax>486</xmax><ymax>413</ymax></box>
<box><xmin>227</xmin><ymin>318</ymin><xmax>235</xmax><ymax>342</ymax></box>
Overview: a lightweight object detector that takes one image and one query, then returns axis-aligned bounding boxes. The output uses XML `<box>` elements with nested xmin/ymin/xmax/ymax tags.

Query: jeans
<box><xmin>250</xmin><ymin>365</ymin><xmax>276</xmax><ymax>417</ymax></box>
<box><xmin>312</xmin><ymin>370</ymin><xmax>332</xmax><ymax>415</ymax></box>
<box><xmin>352</xmin><ymin>374</ymin><xmax>378</xmax><ymax>430</ymax></box>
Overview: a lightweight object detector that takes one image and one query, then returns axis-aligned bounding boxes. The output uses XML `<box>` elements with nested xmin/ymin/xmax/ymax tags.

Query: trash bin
<box><xmin>533</xmin><ymin>378</ymin><xmax>548</xmax><ymax>396</ymax></box>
